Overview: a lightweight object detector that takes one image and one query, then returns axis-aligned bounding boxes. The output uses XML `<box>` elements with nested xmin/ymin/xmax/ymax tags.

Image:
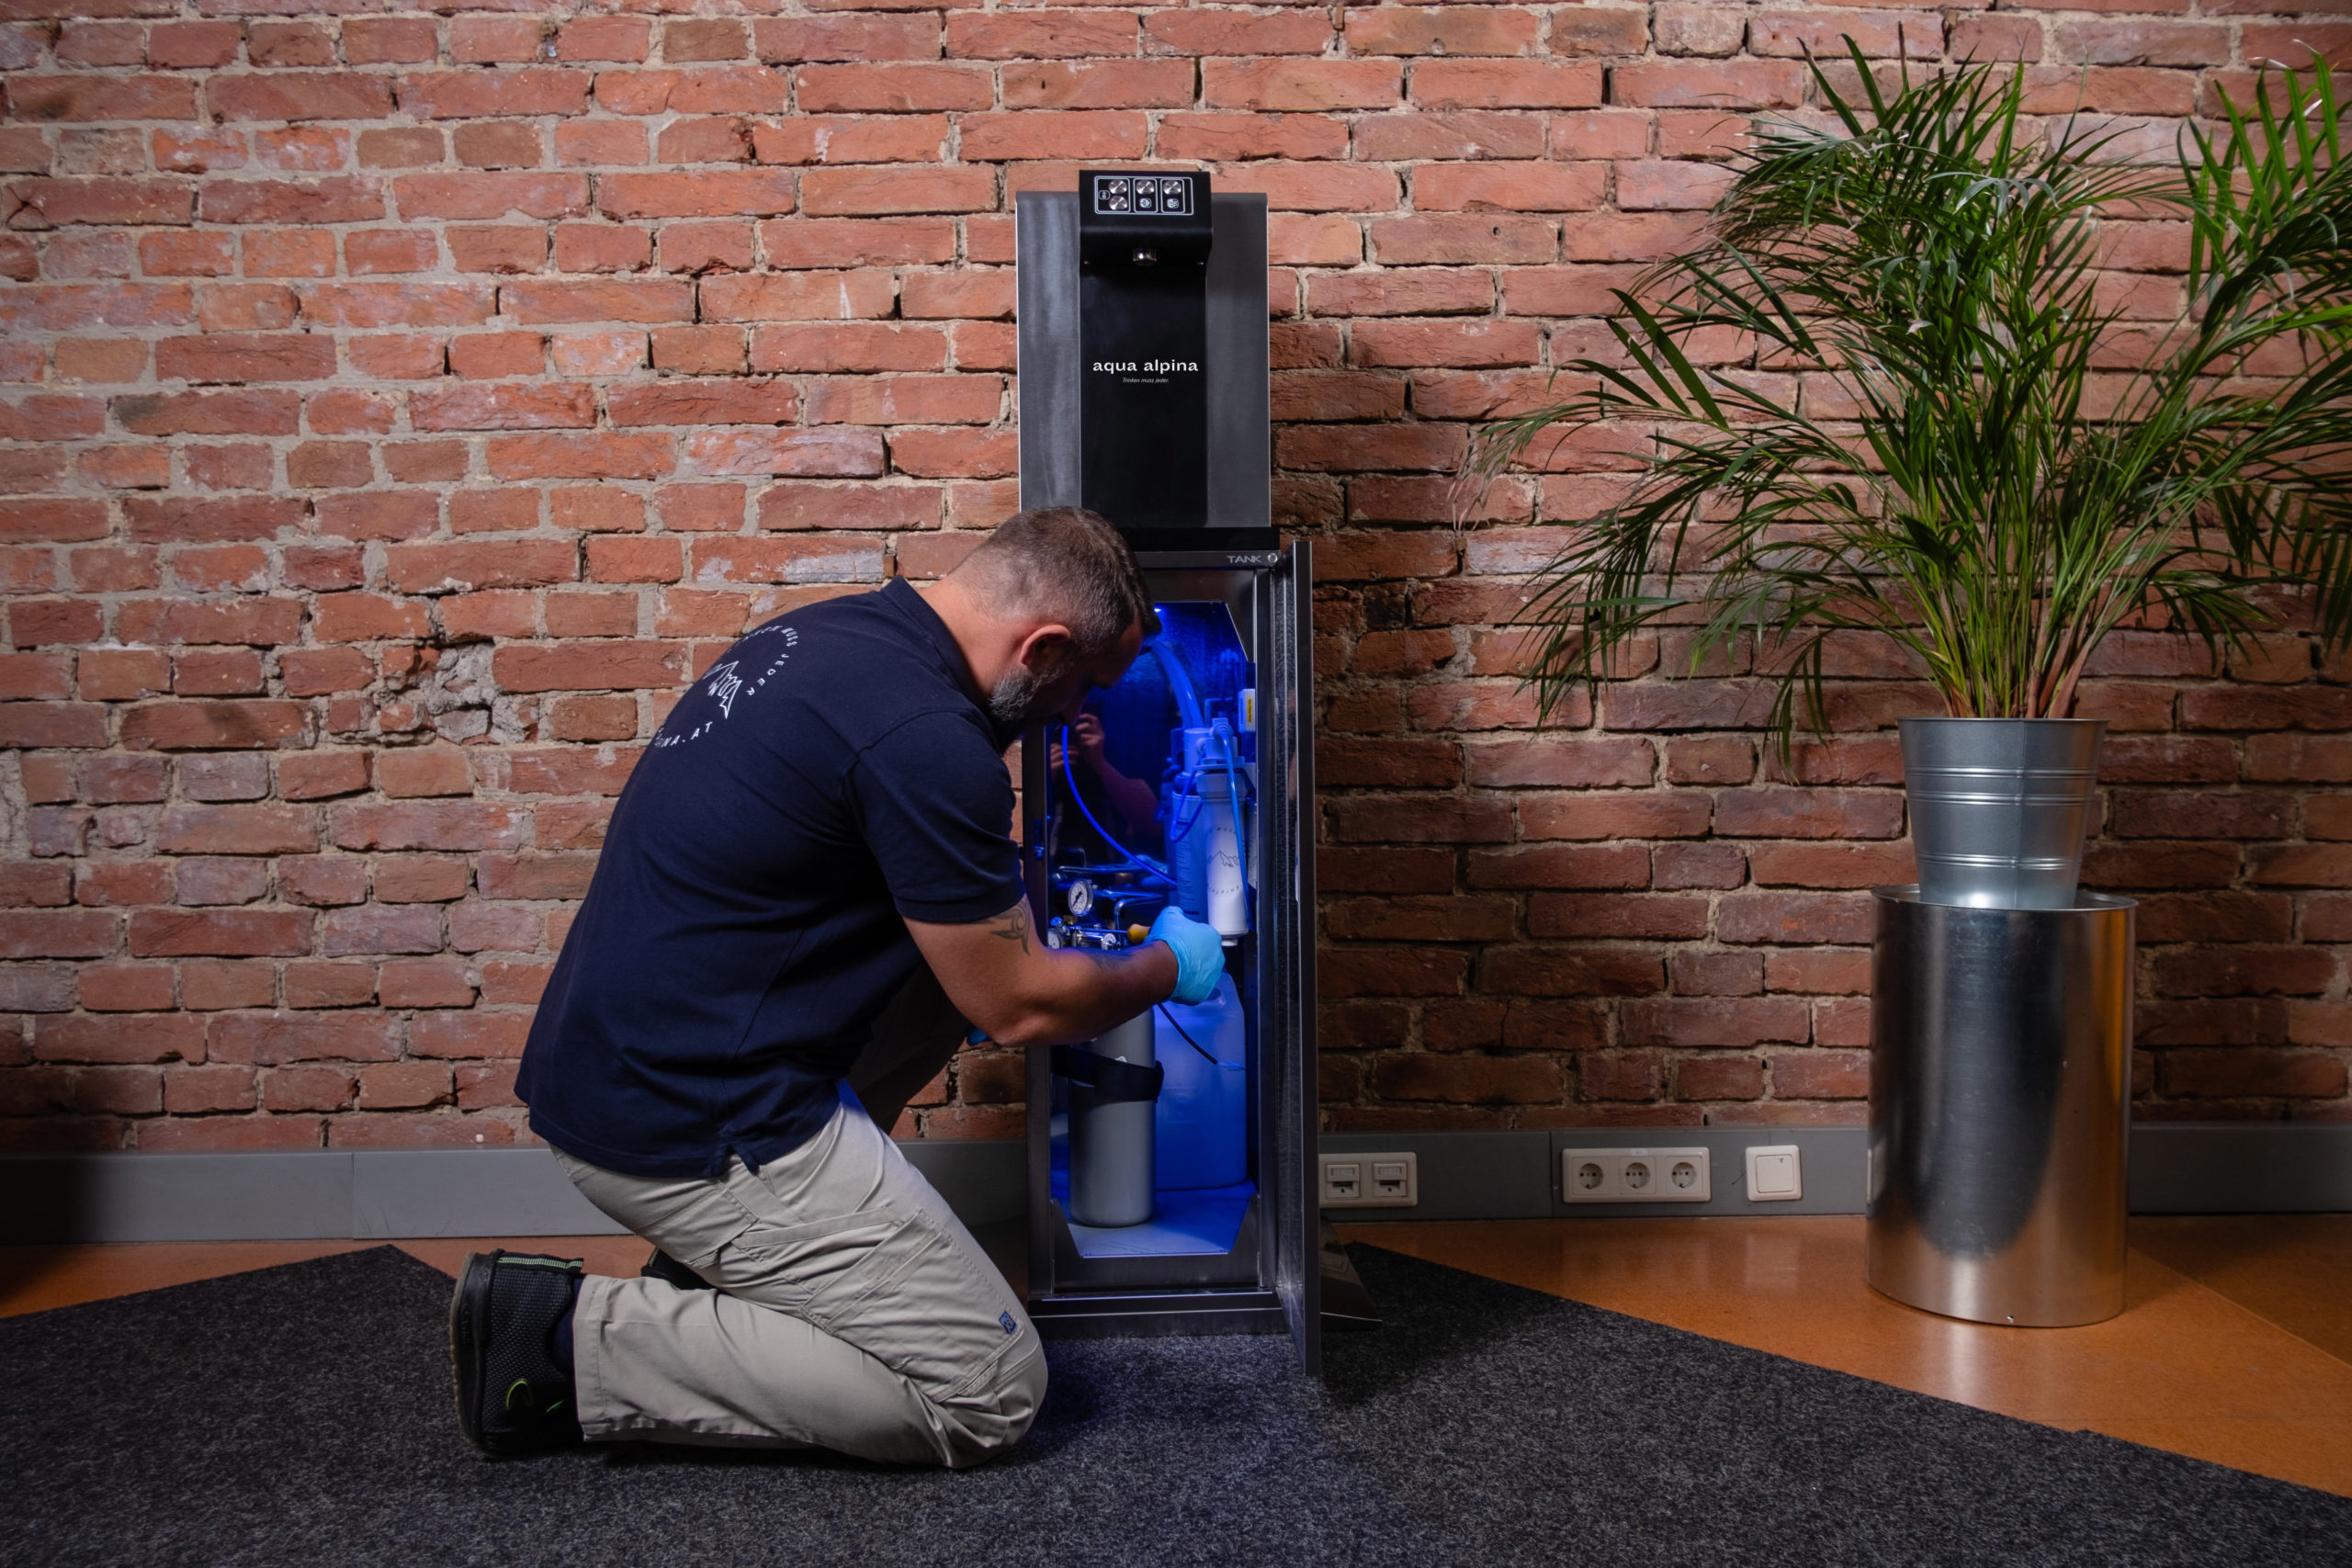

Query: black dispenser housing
<box><xmin>1077</xmin><ymin>169</ymin><xmax>1213</xmax><ymax>533</ymax></box>
<box><xmin>1019</xmin><ymin>169</ymin><xmax>1277</xmax><ymax>552</ymax></box>
<box><xmin>1015</xmin><ymin>173</ymin><xmax>1319</xmax><ymax>1369</ymax></box>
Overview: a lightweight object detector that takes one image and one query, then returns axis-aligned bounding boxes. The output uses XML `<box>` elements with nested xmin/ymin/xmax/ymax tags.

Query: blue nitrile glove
<box><xmin>1148</xmin><ymin>907</ymin><xmax>1225</xmax><ymax>1006</ymax></box>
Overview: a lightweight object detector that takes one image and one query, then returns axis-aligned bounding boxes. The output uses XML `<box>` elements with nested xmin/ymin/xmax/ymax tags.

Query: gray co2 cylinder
<box><xmin>1068</xmin><ymin>1011</ymin><xmax>1156</xmax><ymax>1227</ymax></box>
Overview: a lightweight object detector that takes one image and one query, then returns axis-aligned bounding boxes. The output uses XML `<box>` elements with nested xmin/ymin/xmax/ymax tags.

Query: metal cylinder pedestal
<box><xmin>1867</xmin><ymin>886</ymin><xmax>2135</xmax><ymax>1327</ymax></box>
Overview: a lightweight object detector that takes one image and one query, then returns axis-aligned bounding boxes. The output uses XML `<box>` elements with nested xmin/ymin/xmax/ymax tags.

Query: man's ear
<box><xmin>1013</xmin><ymin>623</ymin><xmax>1074</xmax><ymax>672</ymax></box>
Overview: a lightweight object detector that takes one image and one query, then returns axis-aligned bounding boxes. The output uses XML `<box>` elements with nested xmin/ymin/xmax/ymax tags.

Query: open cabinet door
<box><xmin>1267</xmin><ymin>540</ymin><xmax>1319</xmax><ymax>1371</ymax></box>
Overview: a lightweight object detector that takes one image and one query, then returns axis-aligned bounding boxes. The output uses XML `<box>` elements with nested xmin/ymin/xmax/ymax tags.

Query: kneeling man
<box><xmin>448</xmin><ymin>506</ymin><xmax>1224</xmax><ymax>1465</ymax></box>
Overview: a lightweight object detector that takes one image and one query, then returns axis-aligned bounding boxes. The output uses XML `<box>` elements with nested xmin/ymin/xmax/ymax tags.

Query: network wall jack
<box><xmin>1320</xmin><ymin>1151</ymin><xmax>1418</xmax><ymax>1208</ymax></box>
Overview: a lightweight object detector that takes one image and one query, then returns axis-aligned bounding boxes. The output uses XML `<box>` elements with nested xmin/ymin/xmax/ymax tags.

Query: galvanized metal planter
<box><xmin>1899</xmin><ymin>716</ymin><xmax>2105</xmax><ymax>909</ymax></box>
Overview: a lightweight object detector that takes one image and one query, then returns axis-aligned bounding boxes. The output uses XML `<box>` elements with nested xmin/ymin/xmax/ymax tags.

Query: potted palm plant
<box><xmin>1472</xmin><ymin>49</ymin><xmax>2352</xmax><ymax>908</ymax></box>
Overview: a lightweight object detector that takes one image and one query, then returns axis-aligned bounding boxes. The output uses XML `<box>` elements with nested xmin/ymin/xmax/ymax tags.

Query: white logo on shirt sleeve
<box><xmin>650</xmin><ymin>626</ymin><xmax>800</xmax><ymax>750</ymax></box>
<box><xmin>707</xmin><ymin>661</ymin><xmax>743</xmax><ymax>719</ymax></box>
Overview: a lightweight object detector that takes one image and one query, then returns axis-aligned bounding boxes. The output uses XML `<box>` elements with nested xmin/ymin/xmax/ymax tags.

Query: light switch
<box><xmin>1745</xmin><ymin>1144</ymin><xmax>1802</xmax><ymax>1201</ymax></box>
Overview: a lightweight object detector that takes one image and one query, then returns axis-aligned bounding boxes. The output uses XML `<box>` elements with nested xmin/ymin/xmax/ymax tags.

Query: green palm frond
<box><xmin>1470</xmin><ymin>42</ymin><xmax>2352</xmax><ymax>745</ymax></box>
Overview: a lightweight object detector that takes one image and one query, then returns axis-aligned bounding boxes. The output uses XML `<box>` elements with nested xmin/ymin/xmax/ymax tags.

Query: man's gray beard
<box><xmin>989</xmin><ymin>664</ymin><xmax>1048</xmax><ymax>728</ymax></box>
<box><xmin>989</xmin><ymin>649</ymin><xmax>1086</xmax><ymax>734</ymax></box>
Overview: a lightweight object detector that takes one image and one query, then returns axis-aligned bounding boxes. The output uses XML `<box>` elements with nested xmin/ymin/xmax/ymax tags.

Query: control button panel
<box><xmin>1091</xmin><ymin>175</ymin><xmax>1193</xmax><ymax>217</ymax></box>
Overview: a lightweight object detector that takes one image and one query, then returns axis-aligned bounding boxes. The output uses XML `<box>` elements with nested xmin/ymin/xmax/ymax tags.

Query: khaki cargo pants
<box><xmin>552</xmin><ymin>969</ymin><xmax>1046</xmax><ymax>1468</ymax></box>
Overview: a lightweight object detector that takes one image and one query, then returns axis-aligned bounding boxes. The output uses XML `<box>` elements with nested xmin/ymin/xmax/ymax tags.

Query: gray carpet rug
<box><xmin>1</xmin><ymin>1244</ymin><xmax>2346</xmax><ymax>1567</ymax></box>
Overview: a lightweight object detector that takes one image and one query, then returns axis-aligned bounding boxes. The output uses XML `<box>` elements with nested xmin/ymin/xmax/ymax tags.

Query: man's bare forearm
<box><xmin>909</xmin><ymin>900</ymin><xmax>1180</xmax><ymax>1048</ymax></box>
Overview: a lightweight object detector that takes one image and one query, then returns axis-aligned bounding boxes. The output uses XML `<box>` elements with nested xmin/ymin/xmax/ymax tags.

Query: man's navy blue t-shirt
<box><xmin>515</xmin><ymin>579</ymin><xmax>1023</xmax><ymax>1179</ymax></box>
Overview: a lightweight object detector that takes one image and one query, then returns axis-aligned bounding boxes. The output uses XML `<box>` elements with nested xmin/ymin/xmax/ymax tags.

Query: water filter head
<box><xmin>1178</xmin><ymin>726</ymin><xmax>1233</xmax><ymax>773</ymax></box>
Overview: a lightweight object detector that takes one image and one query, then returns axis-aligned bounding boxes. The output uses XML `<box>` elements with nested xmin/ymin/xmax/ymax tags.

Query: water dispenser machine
<box><xmin>1015</xmin><ymin>171</ymin><xmax>1320</xmax><ymax>1368</ymax></box>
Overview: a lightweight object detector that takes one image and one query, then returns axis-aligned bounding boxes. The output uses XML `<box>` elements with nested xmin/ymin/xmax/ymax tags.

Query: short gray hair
<box><xmin>950</xmin><ymin>506</ymin><xmax>1159</xmax><ymax>654</ymax></box>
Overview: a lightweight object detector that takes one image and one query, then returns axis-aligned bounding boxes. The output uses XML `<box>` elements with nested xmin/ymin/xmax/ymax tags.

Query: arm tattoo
<box><xmin>986</xmin><ymin>906</ymin><xmax>1032</xmax><ymax>956</ymax></box>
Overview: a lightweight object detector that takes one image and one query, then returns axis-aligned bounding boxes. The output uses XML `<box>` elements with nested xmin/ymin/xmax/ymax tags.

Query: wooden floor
<box><xmin>5</xmin><ymin>1215</ymin><xmax>2347</xmax><ymax>1499</ymax></box>
<box><xmin>1343</xmin><ymin>1214</ymin><xmax>2352</xmax><ymax>1500</ymax></box>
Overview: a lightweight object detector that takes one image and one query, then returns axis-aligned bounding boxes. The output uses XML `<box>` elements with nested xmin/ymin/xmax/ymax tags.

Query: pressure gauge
<box><xmin>1044</xmin><ymin>919</ymin><xmax>1068</xmax><ymax>950</ymax></box>
<box><xmin>1065</xmin><ymin>878</ymin><xmax>1096</xmax><ymax>919</ymax></box>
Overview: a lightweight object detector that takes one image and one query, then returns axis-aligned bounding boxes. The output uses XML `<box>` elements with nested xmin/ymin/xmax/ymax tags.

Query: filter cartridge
<box><xmin>1166</xmin><ymin>725</ymin><xmax>1251</xmax><ymax>941</ymax></box>
<box><xmin>1196</xmin><ymin>767</ymin><xmax>1247</xmax><ymax>940</ymax></box>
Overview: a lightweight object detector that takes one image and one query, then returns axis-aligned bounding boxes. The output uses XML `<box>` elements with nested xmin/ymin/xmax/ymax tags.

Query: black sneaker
<box><xmin>641</xmin><ymin>1247</ymin><xmax>715</xmax><ymax>1292</ymax></box>
<box><xmin>448</xmin><ymin>1250</ymin><xmax>584</xmax><ymax>1457</ymax></box>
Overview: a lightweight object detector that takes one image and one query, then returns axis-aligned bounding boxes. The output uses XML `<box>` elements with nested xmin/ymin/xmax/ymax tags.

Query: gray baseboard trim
<box><xmin>1326</xmin><ymin>1122</ymin><xmax>2352</xmax><ymax>1222</ymax></box>
<box><xmin>2</xmin><ymin>1123</ymin><xmax>2341</xmax><ymax>1244</ymax></box>
<box><xmin>2127</xmin><ymin>1123</ymin><xmax>2352</xmax><ymax>1213</ymax></box>
<box><xmin>0</xmin><ymin>1138</ymin><xmax>1028</xmax><ymax>1245</ymax></box>
<box><xmin>899</xmin><ymin>1138</ymin><xmax>1025</xmax><ymax>1227</ymax></box>
<box><xmin>1323</xmin><ymin>1129</ymin><xmax>1870</xmax><ymax>1219</ymax></box>
<box><xmin>1320</xmin><ymin>1132</ymin><xmax>1557</xmax><ymax>1220</ymax></box>
<box><xmin>5</xmin><ymin>1151</ymin><xmax>368</xmax><ymax>1245</ymax></box>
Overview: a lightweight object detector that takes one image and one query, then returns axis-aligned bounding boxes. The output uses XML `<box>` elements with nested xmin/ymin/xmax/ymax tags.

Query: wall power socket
<box><xmin>1319</xmin><ymin>1151</ymin><xmax>1418</xmax><ymax>1208</ymax></box>
<box><xmin>1562</xmin><ymin>1146</ymin><xmax>1712</xmax><ymax>1204</ymax></box>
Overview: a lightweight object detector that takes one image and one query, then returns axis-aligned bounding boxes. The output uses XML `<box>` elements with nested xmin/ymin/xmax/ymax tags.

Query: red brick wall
<box><xmin>0</xmin><ymin>0</ymin><xmax>2345</xmax><ymax>1152</ymax></box>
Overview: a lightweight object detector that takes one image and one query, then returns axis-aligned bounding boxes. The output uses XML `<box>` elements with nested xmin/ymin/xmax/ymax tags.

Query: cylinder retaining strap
<box><xmin>1050</xmin><ymin>1045</ymin><xmax>1164</xmax><ymax>1103</ymax></box>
